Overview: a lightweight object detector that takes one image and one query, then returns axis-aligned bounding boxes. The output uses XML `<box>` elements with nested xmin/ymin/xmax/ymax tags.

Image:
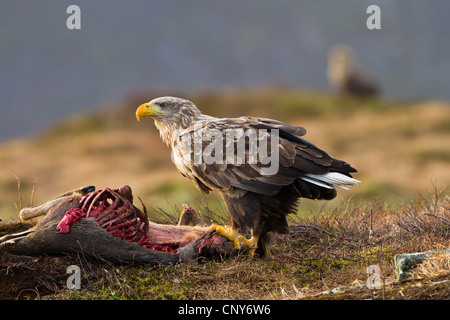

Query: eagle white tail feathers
<box><xmin>301</xmin><ymin>172</ymin><xmax>360</xmax><ymax>190</ymax></box>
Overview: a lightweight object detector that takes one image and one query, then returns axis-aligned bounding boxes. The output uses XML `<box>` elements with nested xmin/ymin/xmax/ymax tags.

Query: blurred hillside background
<box><xmin>0</xmin><ymin>1</ymin><xmax>449</xmax><ymax>221</ymax></box>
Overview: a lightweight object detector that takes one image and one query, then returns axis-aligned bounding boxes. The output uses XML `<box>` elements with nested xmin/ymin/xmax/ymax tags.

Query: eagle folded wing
<box><xmin>171</xmin><ymin>117</ymin><xmax>357</xmax><ymax>197</ymax></box>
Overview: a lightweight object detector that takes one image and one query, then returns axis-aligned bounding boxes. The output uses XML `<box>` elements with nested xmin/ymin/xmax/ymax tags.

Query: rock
<box><xmin>394</xmin><ymin>249</ymin><xmax>450</xmax><ymax>282</ymax></box>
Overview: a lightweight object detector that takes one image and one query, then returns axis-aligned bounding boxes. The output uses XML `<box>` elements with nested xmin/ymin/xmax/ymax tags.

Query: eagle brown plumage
<box><xmin>136</xmin><ymin>96</ymin><xmax>359</xmax><ymax>257</ymax></box>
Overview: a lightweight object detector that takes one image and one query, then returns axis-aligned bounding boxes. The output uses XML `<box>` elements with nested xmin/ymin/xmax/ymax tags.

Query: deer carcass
<box><xmin>1</xmin><ymin>185</ymin><xmax>236</xmax><ymax>264</ymax></box>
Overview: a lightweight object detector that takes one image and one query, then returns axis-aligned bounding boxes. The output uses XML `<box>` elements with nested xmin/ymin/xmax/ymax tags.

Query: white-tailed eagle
<box><xmin>136</xmin><ymin>97</ymin><xmax>359</xmax><ymax>257</ymax></box>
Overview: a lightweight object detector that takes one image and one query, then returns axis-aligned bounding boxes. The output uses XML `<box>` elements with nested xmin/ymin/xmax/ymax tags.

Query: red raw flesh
<box><xmin>196</xmin><ymin>231</ymin><xmax>227</xmax><ymax>254</ymax></box>
<box><xmin>56</xmin><ymin>188</ymin><xmax>183</xmax><ymax>253</ymax></box>
<box><xmin>56</xmin><ymin>208</ymin><xmax>86</xmax><ymax>233</ymax></box>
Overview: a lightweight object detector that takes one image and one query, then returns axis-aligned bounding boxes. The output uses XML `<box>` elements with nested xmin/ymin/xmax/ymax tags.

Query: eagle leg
<box><xmin>210</xmin><ymin>225</ymin><xmax>241</xmax><ymax>249</ymax></box>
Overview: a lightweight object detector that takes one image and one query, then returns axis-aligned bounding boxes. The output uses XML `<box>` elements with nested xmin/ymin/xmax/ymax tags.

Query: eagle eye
<box><xmin>159</xmin><ymin>102</ymin><xmax>167</xmax><ymax>108</ymax></box>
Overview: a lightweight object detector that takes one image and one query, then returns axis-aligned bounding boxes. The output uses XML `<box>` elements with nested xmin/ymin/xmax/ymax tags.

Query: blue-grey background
<box><xmin>1</xmin><ymin>0</ymin><xmax>449</xmax><ymax>141</ymax></box>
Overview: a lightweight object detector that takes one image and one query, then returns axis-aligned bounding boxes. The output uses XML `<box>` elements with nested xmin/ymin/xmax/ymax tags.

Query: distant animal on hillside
<box><xmin>327</xmin><ymin>44</ymin><xmax>379</xmax><ymax>97</ymax></box>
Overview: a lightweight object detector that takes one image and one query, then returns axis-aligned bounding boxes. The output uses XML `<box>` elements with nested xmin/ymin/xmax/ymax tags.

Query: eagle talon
<box><xmin>237</xmin><ymin>235</ymin><xmax>258</xmax><ymax>257</ymax></box>
<box><xmin>209</xmin><ymin>225</ymin><xmax>259</xmax><ymax>256</ymax></box>
<box><xmin>210</xmin><ymin>225</ymin><xmax>241</xmax><ymax>249</ymax></box>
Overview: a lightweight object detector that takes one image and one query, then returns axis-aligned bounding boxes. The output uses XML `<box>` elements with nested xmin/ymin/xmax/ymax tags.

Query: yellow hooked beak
<box><xmin>136</xmin><ymin>103</ymin><xmax>164</xmax><ymax>121</ymax></box>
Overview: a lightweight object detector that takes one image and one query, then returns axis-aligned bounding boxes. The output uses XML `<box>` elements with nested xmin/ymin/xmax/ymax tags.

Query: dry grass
<box><xmin>2</xmin><ymin>187</ymin><xmax>448</xmax><ymax>300</ymax></box>
<box><xmin>412</xmin><ymin>253</ymin><xmax>450</xmax><ymax>279</ymax></box>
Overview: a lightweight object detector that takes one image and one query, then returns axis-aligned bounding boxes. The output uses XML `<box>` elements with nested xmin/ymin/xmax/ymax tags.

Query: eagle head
<box><xmin>136</xmin><ymin>96</ymin><xmax>199</xmax><ymax>122</ymax></box>
<box><xmin>136</xmin><ymin>96</ymin><xmax>204</xmax><ymax>145</ymax></box>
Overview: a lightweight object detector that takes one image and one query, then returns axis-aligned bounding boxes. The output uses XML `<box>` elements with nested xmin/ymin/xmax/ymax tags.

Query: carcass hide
<box><xmin>0</xmin><ymin>186</ymin><xmax>235</xmax><ymax>265</ymax></box>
